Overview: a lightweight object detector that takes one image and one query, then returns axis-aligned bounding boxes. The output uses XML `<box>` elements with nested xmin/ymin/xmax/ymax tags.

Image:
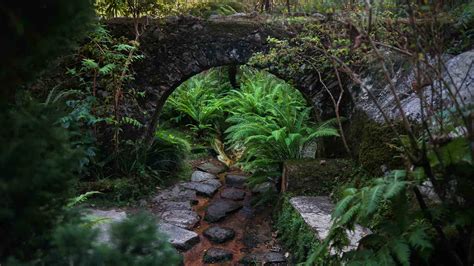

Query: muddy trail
<box><xmin>150</xmin><ymin>158</ymin><xmax>287</xmax><ymax>265</ymax></box>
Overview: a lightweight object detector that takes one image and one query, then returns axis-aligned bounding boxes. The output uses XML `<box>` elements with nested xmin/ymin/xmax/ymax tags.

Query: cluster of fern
<box><xmin>308</xmin><ymin>134</ymin><xmax>473</xmax><ymax>265</ymax></box>
<box><xmin>225</xmin><ymin>68</ymin><xmax>339</xmax><ymax>187</ymax></box>
<box><xmin>164</xmin><ymin>67</ymin><xmax>339</xmax><ymax>191</ymax></box>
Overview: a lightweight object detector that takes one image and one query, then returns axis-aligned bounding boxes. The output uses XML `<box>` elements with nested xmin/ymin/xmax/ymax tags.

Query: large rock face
<box><xmin>353</xmin><ymin>50</ymin><xmax>474</xmax><ymax>122</ymax></box>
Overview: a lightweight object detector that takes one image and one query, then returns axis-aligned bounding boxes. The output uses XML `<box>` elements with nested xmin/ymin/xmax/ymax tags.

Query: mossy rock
<box><xmin>347</xmin><ymin>112</ymin><xmax>403</xmax><ymax>176</ymax></box>
<box><xmin>275</xmin><ymin>195</ymin><xmax>320</xmax><ymax>264</ymax></box>
<box><xmin>282</xmin><ymin>159</ymin><xmax>353</xmax><ymax>196</ymax></box>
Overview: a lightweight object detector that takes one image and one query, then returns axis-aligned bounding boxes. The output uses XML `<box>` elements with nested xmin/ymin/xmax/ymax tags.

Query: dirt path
<box><xmin>182</xmin><ymin>160</ymin><xmax>286</xmax><ymax>265</ymax></box>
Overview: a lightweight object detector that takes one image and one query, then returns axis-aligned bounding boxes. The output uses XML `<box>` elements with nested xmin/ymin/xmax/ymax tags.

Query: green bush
<box><xmin>0</xmin><ymin>97</ymin><xmax>82</xmax><ymax>260</ymax></box>
<box><xmin>148</xmin><ymin>130</ymin><xmax>191</xmax><ymax>175</ymax></box>
<box><xmin>9</xmin><ymin>213</ymin><xmax>182</xmax><ymax>265</ymax></box>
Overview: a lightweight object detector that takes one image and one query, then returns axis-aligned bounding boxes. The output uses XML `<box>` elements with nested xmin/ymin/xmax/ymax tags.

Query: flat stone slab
<box><xmin>240</xmin><ymin>252</ymin><xmax>287</xmax><ymax>265</ymax></box>
<box><xmin>220</xmin><ymin>188</ymin><xmax>246</xmax><ymax>200</ymax></box>
<box><xmin>85</xmin><ymin>209</ymin><xmax>127</xmax><ymax>244</ymax></box>
<box><xmin>203</xmin><ymin>226</ymin><xmax>235</xmax><ymax>243</ymax></box>
<box><xmin>191</xmin><ymin>170</ymin><xmax>222</xmax><ymax>188</ymax></box>
<box><xmin>205</xmin><ymin>199</ymin><xmax>243</xmax><ymax>222</ymax></box>
<box><xmin>197</xmin><ymin>161</ymin><xmax>228</xmax><ymax>175</ymax></box>
<box><xmin>159</xmin><ymin>222</ymin><xmax>200</xmax><ymax>251</ymax></box>
<box><xmin>156</xmin><ymin>201</ymin><xmax>192</xmax><ymax>212</ymax></box>
<box><xmin>153</xmin><ymin>184</ymin><xmax>197</xmax><ymax>204</ymax></box>
<box><xmin>203</xmin><ymin>247</ymin><xmax>233</xmax><ymax>263</ymax></box>
<box><xmin>191</xmin><ymin>170</ymin><xmax>218</xmax><ymax>182</ymax></box>
<box><xmin>180</xmin><ymin>181</ymin><xmax>220</xmax><ymax>197</ymax></box>
<box><xmin>158</xmin><ymin>210</ymin><xmax>200</xmax><ymax>229</ymax></box>
<box><xmin>225</xmin><ymin>174</ymin><xmax>247</xmax><ymax>188</ymax></box>
<box><xmin>289</xmin><ymin>196</ymin><xmax>370</xmax><ymax>252</ymax></box>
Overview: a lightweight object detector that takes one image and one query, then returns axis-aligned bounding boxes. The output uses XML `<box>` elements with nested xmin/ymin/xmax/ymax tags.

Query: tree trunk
<box><xmin>228</xmin><ymin>65</ymin><xmax>239</xmax><ymax>89</ymax></box>
<box><xmin>264</xmin><ymin>0</ymin><xmax>271</xmax><ymax>12</ymax></box>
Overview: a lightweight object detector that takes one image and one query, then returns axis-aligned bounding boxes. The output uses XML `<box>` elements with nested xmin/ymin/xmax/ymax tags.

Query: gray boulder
<box><xmin>354</xmin><ymin>49</ymin><xmax>474</xmax><ymax>122</ymax></box>
<box><xmin>289</xmin><ymin>196</ymin><xmax>370</xmax><ymax>254</ymax></box>
<box><xmin>158</xmin><ymin>222</ymin><xmax>200</xmax><ymax>251</ymax></box>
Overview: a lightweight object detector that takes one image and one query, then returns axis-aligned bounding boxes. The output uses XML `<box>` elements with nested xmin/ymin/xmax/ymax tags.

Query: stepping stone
<box><xmin>159</xmin><ymin>222</ymin><xmax>200</xmax><ymax>251</ymax></box>
<box><xmin>221</xmin><ymin>188</ymin><xmax>246</xmax><ymax>200</ymax></box>
<box><xmin>158</xmin><ymin>210</ymin><xmax>200</xmax><ymax>229</ymax></box>
<box><xmin>156</xmin><ymin>201</ymin><xmax>192</xmax><ymax>212</ymax></box>
<box><xmin>197</xmin><ymin>162</ymin><xmax>228</xmax><ymax>175</ymax></box>
<box><xmin>240</xmin><ymin>252</ymin><xmax>287</xmax><ymax>265</ymax></box>
<box><xmin>203</xmin><ymin>226</ymin><xmax>235</xmax><ymax>243</ymax></box>
<box><xmin>203</xmin><ymin>247</ymin><xmax>233</xmax><ymax>263</ymax></box>
<box><xmin>180</xmin><ymin>181</ymin><xmax>220</xmax><ymax>197</ymax></box>
<box><xmin>225</xmin><ymin>174</ymin><xmax>247</xmax><ymax>188</ymax></box>
<box><xmin>205</xmin><ymin>199</ymin><xmax>243</xmax><ymax>222</ymax></box>
<box><xmin>191</xmin><ymin>170</ymin><xmax>221</xmax><ymax>188</ymax></box>
<box><xmin>86</xmin><ymin>209</ymin><xmax>127</xmax><ymax>244</ymax></box>
<box><xmin>153</xmin><ymin>184</ymin><xmax>197</xmax><ymax>204</ymax></box>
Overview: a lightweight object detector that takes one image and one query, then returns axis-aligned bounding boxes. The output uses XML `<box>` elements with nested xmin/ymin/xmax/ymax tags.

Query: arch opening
<box><xmin>158</xmin><ymin>65</ymin><xmax>321</xmax><ymax>166</ymax></box>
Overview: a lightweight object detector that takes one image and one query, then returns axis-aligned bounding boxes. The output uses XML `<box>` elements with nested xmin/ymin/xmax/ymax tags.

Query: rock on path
<box><xmin>203</xmin><ymin>226</ymin><xmax>235</xmax><ymax>243</ymax></box>
<box><xmin>205</xmin><ymin>199</ymin><xmax>243</xmax><ymax>222</ymax></box>
<box><xmin>197</xmin><ymin>161</ymin><xmax>228</xmax><ymax>175</ymax></box>
<box><xmin>153</xmin><ymin>184</ymin><xmax>197</xmax><ymax>205</ymax></box>
<box><xmin>159</xmin><ymin>222</ymin><xmax>200</xmax><ymax>251</ymax></box>
<box><xmin>159</xmin><ymin>210</ymin><xmax>200</xmax><ymax>229</ymax></box>
<box><xmin>203</xmin><ymin>247</ymin><xmax>233</xmax><ymax>263</ymax></box>
<box><xmin>240</xmin><ymin>252</ymin><xmax>287</xmax><ymax>265</ymax></box>
<box><xmin>225</xmin><ymin>174</ymin><xmax>247</xmax><ymax>188</ymax></box>
<box><xmin>220</xmin><ymin>187</ymin><xmax>246</xmax><ymax>200</ymax></box>
<box><xmin>180</xmin><ymin>181</ymin><xmax>220</xmax><ymax>197</ymax></box>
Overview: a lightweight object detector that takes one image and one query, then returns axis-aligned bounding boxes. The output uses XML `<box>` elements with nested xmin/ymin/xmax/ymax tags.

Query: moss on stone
<box><xmin>282</xmin><ymin>159</ymin><xmax>353</xmax><ymax>196</ymax></box>
<box><xmin>347</xmin><ymin>112</ymin><xmax>403</xmax><ymax>176</ymax></box>
<box><xmin>275</xmin><ymin>195</ymin><xmax>320</xmax><ymax>264</ymax></box>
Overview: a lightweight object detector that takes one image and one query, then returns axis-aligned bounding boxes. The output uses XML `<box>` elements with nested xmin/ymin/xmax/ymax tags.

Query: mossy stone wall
<box><xmin>347</xmin><ymin>111</ymin><xmax>403</xmax><ymax>176</ymax></box>
<box><xmin>282</xmin><ymin>159</ymin><xmax>353</xmax><ymax>196</ymax></box>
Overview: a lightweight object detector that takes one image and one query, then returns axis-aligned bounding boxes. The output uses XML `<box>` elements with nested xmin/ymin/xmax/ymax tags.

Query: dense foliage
<box><xmin>0</xmin><ymin>98</ymin><xmax>82</xmax><ymax>260</ymax></box>
<box><xmin>1</xmin><ymin>0</ymin><xmax>473</xmax><ymax>265</ymax></box>
<box><xmin>163</xmin><ymin>67</ymin><xmax>339</xmax><ymax>190</ymax></box>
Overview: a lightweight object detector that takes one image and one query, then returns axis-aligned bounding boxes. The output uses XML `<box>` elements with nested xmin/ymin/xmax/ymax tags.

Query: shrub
<box><xmin>14</xmin><ymin>213</ymin><xmax>182</xmax><ymax>265</ymax></box>
<box><xmin>0</xmin><ymin>97</ymin><xmax>82</xmax><ymax>260</ymax></box>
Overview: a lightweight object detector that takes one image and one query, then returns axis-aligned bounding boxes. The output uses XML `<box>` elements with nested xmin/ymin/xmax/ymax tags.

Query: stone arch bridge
<box><xmin>107</xmin><ymin>15</ymin><xmax>336</xmax><ymax>140</ymax></box>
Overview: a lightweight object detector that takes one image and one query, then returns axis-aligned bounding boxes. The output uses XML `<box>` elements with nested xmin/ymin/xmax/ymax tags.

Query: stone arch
<box><xmin>108</xmin><ymin>16</ymin><xmax>295</xmax><ymax>140</ymax></box>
